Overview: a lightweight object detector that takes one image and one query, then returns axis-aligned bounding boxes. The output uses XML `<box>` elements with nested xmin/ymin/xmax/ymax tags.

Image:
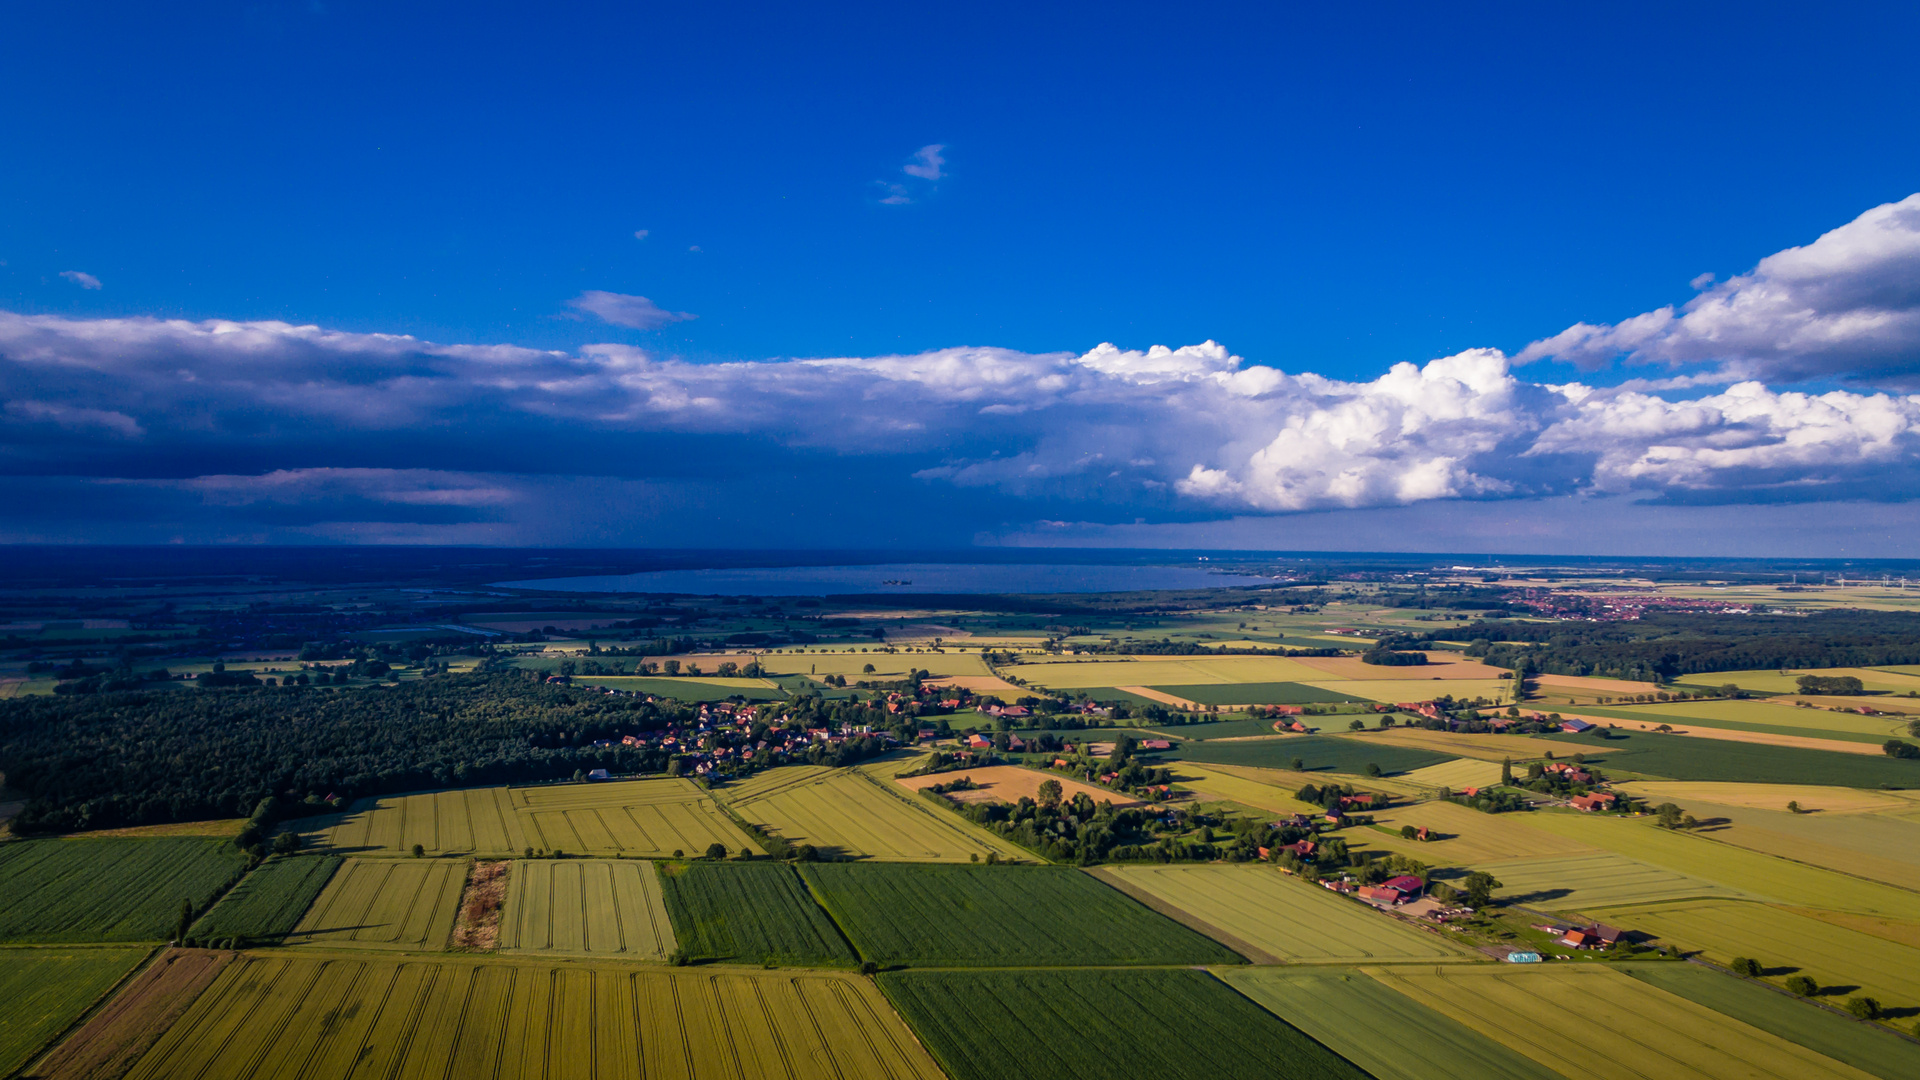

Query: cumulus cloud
<box><xmin>59</xmin><ymin>270</ymin><xmax>102</xmax><ymax>290</ymax></box>
<box><xmin>903</xmin><ymin>144</ymin><xmax>946</xmax><ymax>180</ymax></box>
<box><xmin>565</xmin><ymin>290</ymin><xmax>696</xmax><ymax>329</ymax></box>
<box><xmin>633</xmin><ymin>229</ymin><xmax>649</xmax><ymax>240</ymax></box>
<box><xmin>1519</xmin><ymin>192</ymin><xmax>1920</xmax><ymax>386</ymax></box>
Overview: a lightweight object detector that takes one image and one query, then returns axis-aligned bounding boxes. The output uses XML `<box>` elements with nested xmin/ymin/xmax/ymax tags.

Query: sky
<box><xmin>4</xmin><ymin>1</ymin><xmax>1920</xmax><ymax>555</ymax></box>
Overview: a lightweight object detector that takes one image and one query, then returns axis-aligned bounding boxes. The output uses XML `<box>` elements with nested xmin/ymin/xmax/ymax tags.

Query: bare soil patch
<box><xmin>897</xmin><ymin>766</ymin><xmax>1139</xmax><ymax>808</ymax></box>
<box><xmin>452</xmin><ymin>860</ymin><xmax>511</xmax><ymax>951</ymax></box>
<box><xmin>29</xmin><ymin>948</ymin><xmax>231</xmax><ymax>1080</ymax></box>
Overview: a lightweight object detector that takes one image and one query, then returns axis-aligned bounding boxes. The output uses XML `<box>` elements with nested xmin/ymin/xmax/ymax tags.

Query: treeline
<box><xmin>1074</xmin><ymin>639</ymin><xmax>1345</xmax><ymax>657</ymax></box>
<box><xmin>0</xmin><ymin>674</ymin><xmax>705</xmax><ymax>834</ymax></box>
<box><xmin>1405</xmin><ymin>611</ymin><xmax>1920</xmax><ymax>682</ymax></box>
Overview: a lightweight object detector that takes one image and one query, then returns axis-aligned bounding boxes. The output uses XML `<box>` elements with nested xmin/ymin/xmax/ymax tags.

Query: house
<box><xmin>1358</xmin><ymin>886</ymin><xmax>1402</xmax><ymax>905</ymax></box>
<box><xmin>1323</xmin><ymin>806</ymin><xmax>1347</xmax><ymax>824</ymax></box>
<box><xmin>1380</xmin><ymin>875</ymin><xmax>1425</xmax><ymax>899</ymax></box>
<box><xmin>1321</xmin><ymin>879</ymin><xmax>1357</xmax><ymax>894</ymax></box>
<box><xmin>1139</xmin><ymin>739</ymin><xmax>1172</xmax><ymax>751</ymax></box>
<box><xmin>1569</xmin><ymin>793</ymin><xmax>1617</xmax><ymax>812</ymax></box>
<box><xmin>1560</xmin><ymin>718</ymin><xmax>1595</xmax><ymax>734</ymax></box>
<box><xmin>1276</xmin><ymin>840</ymin><xmax>1316</xmax><ymax>859</ymax></box>
<box><xmin>1414</xmin><ymin>826</ymin><xmax>1431</xmax><ymax>842</ymax></box>
<box><xmin>1339</xmin><ymin>793</ymin><xmax>1377</xmax><ymax>809</ymax></box>
<box><xmin>1006</xmin><ymin>735</ymin><xmax>1027</xmax><ymax>751</ymax></box>
<box><xmin>965</xmin><ymin>733</ymin><xmax>993</xmax><ymax>749</ymax></box>
<box><xmin>1000</xmin><ymin>705</ymin><xmax>1031</xmax><ymax>719</ymax></box>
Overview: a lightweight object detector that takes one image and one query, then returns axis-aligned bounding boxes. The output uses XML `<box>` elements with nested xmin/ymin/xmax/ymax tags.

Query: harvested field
<box><xmin>1483</xmin><ymin>850</ymin><xmax>1756</xmax><ymax>910</ymax></box>
<box><xmin>1788</xmin><ymin>908</ymin><xmax>1920</xmax><ymax>950</ymax></box>
<box><xmin>1664</xmin><ymin>803</ymin><xmax>1920</xmax><ymax>892</ymax></box>
<box><xmin>1290</xmin><ymin>653</ymin><xmax>1511</xmax><ymax>680</ymax></box>
<box><xmin>1533</xmin><ymin>672</ymin><xmax>1662</xmax><ymax>695</ymax></box>
<box><xmin>1148</xmin><ymin>682</ymin><xmax>1358</xmax><ymax>706</ymax></box>
<box><xmin>1164</xmin><ymin>734</ymin><xmax>1454</xmax><ymax>776</ymax></box>
<box><xmin>922</xmin><ymin>674</ymin><xmax>1025</xmax><ymax>696</ymax></box>
<box><xmin>1367</xmin><ymin>801</ymin><xmax>1593</xmax><ymax>863</ymax></box>
<box><xmin>1170</xmin><ymin>763</ymin><xmax>1321</xmax><ymax>815</ymax></box>
<box><xmin>1307</xmin><ymin>678</ymin><xmax>1513</xmax><ymax>704</ymax></box>
<box><xmin>1398</xmin><ymin>757</ymin><xmax>1504</xmax><ymax>790</ymax></box>
<box><xmin>897</xmin><ymin>764</ymin><xmax>1136</xmax><ymax>811</ymax></box>
<box><xmin>771</xmin><ymin>651</ymin><xmax>990</xmax><ymax>679</ymax></box>
<box><xmin>1616</xmin><ymin>781</ymin><xmax>1912</xmax><ymax>814</ymax></box>
<box><xmin>1219</xmin><ymin>968</ymin><xmax>1562</xmax><ymax>1080</ymax></box>
<box><xmin>803</xmin><ymin>863</ymin><xmax>1242</xmax><ymax>967</ymax></box>
<box><xmin>189</xmin><ymin>856</ymin><xmax>341</xmax><ymax>944</ymax></box>
<box><xmin>305</xmin><ymin>779</ymin><xmax>760</xmax><ymax>858</ymax></box>
<box><xmin>1372</xmin><ymin>963</ymin><xmax>1875</xmax><ymax>1080</ymax></box>
<box><xmin>1627</xmin><ymin>963</ymin><xmax>1920</xmax><ymax>1080</ymax></box>
<box><xmin>1020</xmin><ymin>655</ymin><xmax>1334</xmax><ymax>689</ymax></box>
<box><xmin>880</xmin><ymin>968</ymin><xmax>1369</xmax><ymax>1080</ymax></box>
<box><xmin>497</xmin><ymin>859</ymin><xmax>673</xmax><ymax>958</ymax></box>
<box><xmin>125</xmin><ymin>955</ymin><xmax>943</xmax><ymax>1080</ymax></box>
<box><xmin>0</xmin><ymin>838</ymin><xmax>249</xmax><ymax>943</ymax></box>
<box><xmin>724</xmin><ymin>765</ymin><xmax>1025</xmax><ymax>861</ymax></box>
<box><xmin>1607</xmin><ymin>900</ymin><xmax>1920</xmax><ymax>1014</ymax></box>
<box><xmin>1096</xmin><ymin>865</ymin><xmax>1468</xmax><ymax>964</ymax></box>
<box><xmin>657</xmin><ymin>861</ymin><xmax>854</xmax><ymax>965</ymax></box>
<box><xmin>0</xmin><ymin>946</ymin><xmax>149</xmax><ymax>1078</ymax></box>
<box><xmin>28</xmin><ymin>948</ymin><xmax>230</xmax><ymax>1080</ymax></box>
<box><xmin>286</xmin><ymin>858</ymin><xmax>464</xmax><ymax>950</ymax></box>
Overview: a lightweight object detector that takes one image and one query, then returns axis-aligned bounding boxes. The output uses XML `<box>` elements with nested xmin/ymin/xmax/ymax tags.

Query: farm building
<box><xmin>1560</xmin><ymin>719</ymin><xmax>1595</xmax><ymax>734</ymax></box>
<box><xmin>1569</xmin><ymin>793</ymin><xmax>1617</xmax><ymax>812</ymax></box>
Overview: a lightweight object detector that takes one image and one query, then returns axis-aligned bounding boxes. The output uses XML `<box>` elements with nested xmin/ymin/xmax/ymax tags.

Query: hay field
<box><xmin>1307</xmin><ymin>678</ymin><xmax>1512</xmax><ymax>704</ymax></box>
<box><xmin>768</xmin><ymin>650</ymin><xmax>990</xmax><ymax>678</ymax></box>
<box><xmin>1678</xmin><ymin>665</ymin><xmax>1920</xmax><ymax>696</ymax></box>
<box><xmin>1534</xmin><ymin>672</ymin><xmax>1661</xmax><ymax>695</ymax></box>
<box><xmin>1633</xmin><ymin>797</ymin><xmax>1920</xmax><ymax>892</ymax></box>
<box><xmin>0</xmin><ymin>946</ymin><xmax>149</xmax><ymax>1077</ymax></box>
<box><xmin>1365</xmin><ymin>727</ymin><xmax>1559</xmax><ymax>762</ymax></box>
<box><xmin>1613</xmin><ymin>900</ymin><xmax>1920</xmax><ymax>1014</ymax></box>
<box><xmin>1019</xmin><ymin>655</ymin><xmax>1333</xmax><ymax>689</ymax></box>
<box><xmin>1097</xmin><ymin>865</ymin><xmax>1469</xmax><ymax>964</ymax></box>
<box><xmin>1171</xmin><ymin>763</ymin><xmax>1321</xmax><ymax>815</ymax></box>
<box><xmin>1368</xmin><ymin>801</ymin><xmax>1592</xmax><ymax>863</ymax></box>
<box><xmin>1200</xmin><ymin>761</ymin><xmax>1433</xmax><ymax>798</ymax></box>
<box><xmin>897</xmin><ymin>764</ymin><xmax>1136</xmax><ymax>812</ymax></box>
<box><xmin>1482</xmin><ymin>851</ymin><xmax>1757</xmax><ymax>910</ymax></box>
<box><xmin>1520</xmin><ymin>812</ymin><xmax>1920</xmax><ymax>919</ymax></box>
<box><xmin>286</xmin><ymin>858</ymin><xmax>464</xmax><ymax>950</ymax></box>
<box><xmin>1290</xmin><ymin>653</ymin><xmax>1511</xmax><ymax>680</ymax></box>
<box><xmin>1219</xmin><ymin>969</ymin><xmax>1563</xmax><ymax>1080</ymax></box>
<box><xmin>1148</xmin><ymin>681</ymin><xmax>1358</xmax><ymax>706</ymax></box>
<box><xmin>1399</xmin><ymin>757</ymin><xmax>1504</xmax><ymax>790</ymax></box>
<box><xmin>307</xmin><ymin>780</ymin><xmax>759</xmax><ymax>858</ymax></box>
<box><xmin>921</xmin><ymin>674</ymin><xmax>1025</xmax><ymax>696</ymax></box>
<box><xmin>124</xmin><ymin>955</ymin><xmax>944</xmax><ymax>1080</ymax></box>
<box><xmin>723</xmin><ymin>765</ymin><xmax>1025</xmax><ymax>861</ymax></box>
<box><xmin>1617</xmin><ymin>781</ymin><xmax>1911</xmax><ymax>814</ymax></box>
<box><xmin>1370</xmin><ymin>964</ymin><xmax>1876</xmax><ymax>1080</ymax></box>
<box><xmin>496</xmin><ymin>860</ymin><xmax>674</xmax><ymax>958</ymax></box>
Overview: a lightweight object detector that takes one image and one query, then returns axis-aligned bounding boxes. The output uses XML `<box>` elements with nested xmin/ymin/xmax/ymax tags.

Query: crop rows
<box><xmin>0</xmin><ymin>838</ymin><xmax>249</xmax><ymax>942</ymax></box>
<box><xmin>0</xmin><ymin>946</ymin><xmax>149</xmax><ymax>1077</ymax></box>
<box><xmin>657</xmin><ymin>861</ymin><xmax>854</xmax><ymax>965</ymax></box>
<box><xmin>801</xmin><ymin>863</ymin><xmax>1242</xmax><ymax>967</ymax></box>
<box><xmin>286</xmin><ymin>858</ymin><xmax>464</xmax><ymax>950</ymax></box>
<box><xmin>497</xmin><ymin>859</ymin><xmax>675</xmax><ymax>957</ymax></box>
<box><xmin>726</xmin><ymin>766</ymin><xmax>1020</xmax><ymax>862</ymax></box>
<box><xmin>190</xmin><ymin>856</ymin><xmax>342</xmax><ymax>944</ymax></box>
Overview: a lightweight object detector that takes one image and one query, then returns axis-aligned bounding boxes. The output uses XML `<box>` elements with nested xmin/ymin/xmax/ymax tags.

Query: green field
<box><xmin>189</xmin><ymin>856</ymin><xmax>342</xmax><ymax>943</ymax></box>
<box><xmin>1626</xmin><ymin>963</ymin><xmax>1920</xmax><ymax>1080</ymax></box>
<box><xmin>1483</xmin><ymin>850</ymin><xmax>1758</xmax><ymax>910</ymax></box>
<box><xmin>1151</xmin><ymin>681</ymin><xmax>1359</xmax><ymax>705</ymax></box>
<box><xmin>0</xmin><ymin>838</ymin><xmax>249</xmax><ymax>942</ymax></box>
<box><xmin>1541</xmin><ymin>729</ymin><xmax>1920</xmax><ymax>787</ymax></box>
<box><xmin>1099</xmin><ymin>865</ymin><xmax>1469</xmax><ymax>964</ymax></box>
<box><xmin>1161</xmin><ymin>734</ymin><xmax>1454</xmax><ymax>776</ymax></box>
<box><xmin>285</xmin><ymin>858</ymin><xmax>465</xmax><ymax>950</ymax></box>
<box><xmin>126</xmin><ymin>954</ymin><xmax>944</xmax><ymax>1080</ymax></box>
<box><xmin>657</xmin><ymin>861</ymin><xmax>855</xmax><ymax>965</ymax></box>
<box><xmin>1578</xmin><ymin>699</ymin><xmax>1907</xmax><ymax>742</ymax></box>
<box><xmin>801</xmin><ymin>863</ymin><xmax>1242</xmax><ymax>967</ymax></box>
<box><xmin>497</xmin><ymin>859</ymin><xmax>675</xmax><ymax>958</ymax></box>
<box><xmin>719</xmin><ymin>764</ymin><xmax>1024</xmax><ymax>862</ymax></box>
<box><xmin>1143</xmin><ymin>717</ymin><xmax>1289</xmax><ymax>740</ymax></box>
<box><xmin>1219</xmin><ymin>969</ymin><xmax>1563</xmax><ymax>1080</ymax></box>
<box><xmin>0</xmin><ymin>946</ymin><xmax>149</xmax><ymax>1077</ymax></box>
<box><xmin>1372</xmin><ymin>964</ymin><xmax>1878</xmax><ymax>1080</ymax></box>
<box><xmin>880</xmin><ymin>968</ymin><xmax>1369</xmax><ymax>1080</ymax></box>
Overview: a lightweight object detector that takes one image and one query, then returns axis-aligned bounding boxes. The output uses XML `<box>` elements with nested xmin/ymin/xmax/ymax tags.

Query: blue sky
<box><xmin>4</xmin><ymin>2</ymin><xmax>1920</xmax><ymax>554</ymax></box>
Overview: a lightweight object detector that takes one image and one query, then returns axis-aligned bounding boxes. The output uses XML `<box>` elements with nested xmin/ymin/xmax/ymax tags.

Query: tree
<box><xmin>704</xmin><ymin>842</ymin><xmax>727</xmax><ymax>860</ymax></box>
<box><xmin>862</xmin><ymin>663</ymin><xmax>876</xmax><ymax>674</ymax></box>
<box><xmin>1460</xmin><ymin>871</ymin><xmax>1501</xmax><ymax>907</ymax></box>
<box><xmin>1786</xmin><ymin>975</ymin><xmax>1819</xmax><ymax>997</ymax></box>
<box><xmin>273</xmin><ymin>831</ymin><xmax>300</xmax><ymax>855</ymax></box>
<box><xmin>1654</xmin><ymin>802</ymin><xmax>1685</xmax><ymax>829</ymax></box>
<box><xmin>1786</xmin><ymin>800</ymin><xmax>1803</xmax><ymax>814</ymax></box>
<box><xmin>1364</xmin><ymin>762</ymin><xmax>1383</xmax><ymax>777</ymax></box>
<box><xmin>1291</xmin><ymin>757</ymin><xmax>1306</xmax><ymax>772</ymax></box>
<box><xmin>1037</xmin><ymin>778</ymin><xmax>1063</xmax><ymax>807</ymax></box>
<box><xmin>1729</xmin><ymin>956</ymin><xmax>1763</xmax><ymax>977</ymax></box>
<box><xmin>1883</xmin><ymin>739</ymin><xmax>1920</xmax><ymax>759</ymax></box>
<box><xmin>411</xmin><ymin>843</ymin><xmax>425</xmax><ymax>858</ymax></box>
<box><xmin>1500</xmin><ymin>757</ymin><xmax>1513</xmax><ymax>784</ymax></box>
<box><xmin>1400</xmin><ymin>825</ymin><xmax>1418</xmax><ymax>840</ymax></box>
<box><xmin>1846</xmin><ymin>996</ymin><xmax>1881</xmax><ymax>1020</ymax></box>
<box><xmin>1348</xmin><ymin>719</ymin><xmax>1365</xmax><ymax>731</ymax></box>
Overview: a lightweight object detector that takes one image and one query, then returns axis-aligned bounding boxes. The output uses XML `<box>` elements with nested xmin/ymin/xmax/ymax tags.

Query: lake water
<box><xmin>497</xmin><ymin>562</ymin><xmax>1277</xmax><ymax>596</ymax></box>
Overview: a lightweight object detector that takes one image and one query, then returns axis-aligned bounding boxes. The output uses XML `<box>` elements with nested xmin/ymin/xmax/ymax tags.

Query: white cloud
<box><xmin>633</xmin><ymin>229</ymin><xmax>649</xmax><ymax>240</ymax></box>
<box><xmin>5</xmin><ymin>399</ymin><xmax>143</xmax><ymax>437</ymax></box>
<box><xmin>877</xmin><ymin>182</ymin><xmax>913</xmax><ymax>205</ymax></box>
<box><xmin>903</xmin><ymin>144</ymin><xmax>946</xmax><ymax>180</ymax></box>
<box><xmin>1519</xmin><ymin>192</ymin><xmax>1920</xmax><ymax>386</ymax></box>
<box><xmin>59</xmin><ymin>270</ymin><xmax>102</xmax><ymax>290</ymax></box>
<box><xmin>565</xmin><ymin>290</ymin><xmax>696</xmax><ymax>329</ymax></box>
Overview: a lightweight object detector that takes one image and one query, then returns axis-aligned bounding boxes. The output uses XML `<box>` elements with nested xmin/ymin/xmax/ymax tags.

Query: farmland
<box><xmin>125</xmin><ymin>955</ymin><xmax>945</xmax><ymax>1080</ymax></box>
<box><xmin>1627</xmin><ymin>963</ymin><xmax>1920</xmax><ymax>1080</ymax></box>
<box><xmin>1310</xmin><ymin>678</ymin><xmax>1511</xmax><ymax>704</ymax></box>
<box><xmin>0</xmin><ymin>946</ymin><xmax>148</xmax><ymax>1077</ymax></box>
<box><xmin>656</xmin><ymin>861</ymin><xmax>855</xmax><ymax>965</ymax></box>
<box><xmin>1016</xmin><ymin>655</ymin><xmax>1336</xmax><ymax>689</ymax></box>
<box><xmin>1580</xmin><ymin>698</ymin><xmax>1909</xmax><ymax>741</ymax></box>
<box><xmin>1616</xmin><ymin>781</ymin><xmax>1914</xmax><ymax>814</ymax></box>
<box><xmin>897</xmin><ymin>763</ymin><xmax>1135</xmax><ymax>813</ymax></box>
<box><xmin>1097</xmin><ymin>864</ymin><xmax>1469</xmax><ymax>963</ymax></box>
<box><xmin>1367</xmin><ymin>799</ymin><xmax>1593</xmax><ymax>863</ymax></box>
<box><xmin>802</xmin><ymin>863</ymin><xmax>1242</xmax><ymax>967</ymax></box>
<box><xmin>29</xmin><ymin>948</ymin><xmax>232</xmax><ymax>1080</ymax></box>
<box><xmin>1397</xmin><ymin>756</ymin><xmax>1504</xmax><ymax>790</ymax></box>
<box><xmin>189</xmin><ymin>856</ymin><xmax>341</xmax><ymax>944</ymax></box>
<box><xmin>1606</xmin><ymin>899</ymin><xmax>1920</xmax><ymax>1014</ymax></box>
<box><xmin>1539</xmin><ymin>728</ymin><xmax>1920</xmax><ymax>786</ymax></box>
<box><xmin>1166</xmin><ymin>763</ymin><xmax>1321</xmax><ymax>815</ymax></box>
<box><xmin>568</xmin><ymin>675</ymin><xmax>786</xmax><ymax>701</ymax></box>
<box><xmin>1371</xmin><ymin>964</ymin><xmax>1878</xmax><ymax>1080</ymax></box>
<box><xmin>880</xmin><ymin>968</ymin><xmax>1370</xmax><ymax>1080</ymax></box>
<box><xmin>1218</xmin><ymin>968</ymin><xmax>1563</xmax><ymax>1080</ymax></box>
<box><xmin>305</xmin><ymin>778</ymin><xmax>760</xmax><ymax>858</ymax></box>
<box><xmin>721</xmin><ymin>764</ymin><xmax>1024</xmax><ymax>861</ymax></box>
<box><xmin>1483</xmin><ymin>850</ymin><xmax>1757</xmax><ymax>910</ymax></box>
<box><xmin>0</xmin><ymin>838</ymin><xmax>249</xmax><ymax>942</ymax></box>
<box><xmin>1149</xmin><ymin>681</ymin><xmax>1358</xmax><ymax>705</ymax></box>
<box><xmin>286</xmin><ymin>858</ymin><xmax>465</xmax><ymax>950</ymax></box>
<box><xmin>1160</xmin><ymin>734</ymin><xmax>1455</xmax><ymax>775</ymax></box>
<box><xmin>496</xmin><ymin>859</ymin><xmax>675</xmax><ymax>958</ymax></box>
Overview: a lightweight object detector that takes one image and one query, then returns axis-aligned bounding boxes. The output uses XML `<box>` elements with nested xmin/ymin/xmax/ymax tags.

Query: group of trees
<box><xmin>1438</xmin><ymin>611</ymin><xmax>1920</xmax><ymax>681</ymax></box>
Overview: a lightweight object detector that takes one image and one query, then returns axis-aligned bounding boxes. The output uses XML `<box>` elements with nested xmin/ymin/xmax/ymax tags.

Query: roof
<box><xmin>1382</xmin><ymin>875</ymin><xmax>1425</xmax><ymax>892</ymax></box>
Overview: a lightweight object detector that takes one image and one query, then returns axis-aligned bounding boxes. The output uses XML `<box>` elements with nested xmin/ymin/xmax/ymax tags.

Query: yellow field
<box><xmin>1367</xmin><ymin>801</ymin><xmax>1593</xmax><ymax>864</ymax></box>
<box><xmin>497</xmin><ymin>860</ymin><xmax>675</xmax><ymax>958</ymax></box>
<box><xmin>1616</xmin><ymin>781</ymin><xmax>1912</xmax><ymax>814</ymax></box>
<box><xmin>1290</xmin><ymin>654</ymin><xmax>1512</xmax><ymax>680</ymax></box>
<box><xmin>287</xmin><ymin>858</ymin><xmax>464</xmax><ymax>950</ymax></box>
<box><xmin>1678</xmin><ymin>665</ymin><xmax>1920</xmax><ymax>696</ymax></box>
<box><xmin>1097</xmin><ymin>865</ymin><xmax>1471</xmax><ymax>964</ymax></box>
<box><xmin>1016</xmin><ymin>655</ymin><xmax>1333</xmax><ymax>689</ymax></box>
<box><xmin>1604</xmin><ymin>698</ymin><xmax>1909</xmax><ymax>739</ymax></box>
<box><xmin>1308</xmin><ymin>679</ymin><xmax>1512</xmax><ymax>704</ymax></box>
<box><xmin>1365</xmin><ymin>727</ymin><xmax>1560</xmax><ymax>762</ymax></box>
<box><xmin>1398</xmin><ymin>758</ymin><xmax>1504</xmax><ymax>790</ymax></box>
<box><xmin>764</xmin><ymin>650</ymin><xmax>991</xmax><ymax>678</ymax></box>
<box><xmin>1608</xmin><ymin>900</ymin><xmax>1920</xmax><ymax>1013</ymax></box>
<box><xmin>1370</xmin><ymin>964</ymin><xmax>1877</xmax><ymax>1080</ymax></box>
<box><xmin>59</xmin><ymin>818</ymin><xmax>249</xmax><ymax>839</ymax></box>
<box><xmin>124</xmin><ymin>954</ymin><xmax>946</xmax><ymax>1080</ymax></box>
<box><xmin>1200</xmin><ymin>762</ymin><xmax>1433</xmax><ymax>798</ymax></box>
<box><xmin>304</xmin><ymin>779</ymin><xmax>760</xmax><ymax>858</ymax></box>
<box><xmin>1480</xmin><ymin>851</ymin><xmax>1756</xmax><ymax>910</ymax></box>
<box><xmin>1170</xmin><ymin>763</ymin><xmax>1321</xmax><ymax>815</ymax></box>
<box><xmin>1787</xmin><ymin>907</ymin><xmax>1920</xmax><ymax>950</ymax></box>
<box><xmin>721</xmin><ymin>765</ymin><xmax>1024</xmax><ymax>862</ymax></box>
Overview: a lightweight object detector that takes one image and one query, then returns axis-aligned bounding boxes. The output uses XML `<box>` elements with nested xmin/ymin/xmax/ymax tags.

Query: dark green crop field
<box><xmin>1540</xmin><ymin>730</ymin><xmax>1920</xmax><ymax>787</ymax></box>
<box><xmin>0</xmin><ymin>946</ymin><xmax>150</xmax><ymax>1077</ymax></box>
<box><xmin>657</xmin><ymin>861</ymin><xmax>855</xmax><ymax>965</ymax></box>
<box><xmin>188</xmin><ymin>855</ymin><xmax>341</xmax><ymax>944</ymax></box>
<box><xmin>1152</xmin><ymin>682</ymin><xmax>1359</xmax><ymax>706</ymax></box>
<box><xmin>880</xmin><ymin>968</ymin><xmax>1368</xmax><ymax>1080</ymax></box>
<box><xmin>0</xmin><ymin>838</ymin><xmax>249</xmax><ymax>943</ymax></box>
<box><xmin>800</xmin><ymin>863</ymin><xmax>1241</xmax><ymax>967</ymax></box>
<box><xmin>1158</xmin><ymin>735</ymin><xmax>1453</xmax><ymax>776</ymax></box>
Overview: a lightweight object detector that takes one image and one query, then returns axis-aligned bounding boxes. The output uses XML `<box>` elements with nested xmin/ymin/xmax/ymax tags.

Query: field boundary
<box><xmin>10</xmin><ymin>944</ymin><xmax>161</xmax><ymax>1079</ymax></box>
<box><xmin>1084</xmin><ymin>867</ymin><xmax>1275</xmax><ymax>964</ymax></box>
